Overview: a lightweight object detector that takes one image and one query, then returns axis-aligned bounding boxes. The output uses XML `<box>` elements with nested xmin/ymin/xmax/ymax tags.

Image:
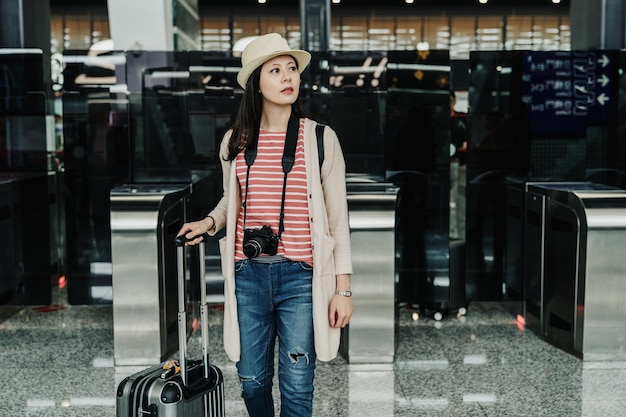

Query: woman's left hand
<box><xmin>329</xmin><ymin>293</ymin><xmax>353</xmax><ymax>328</ymax></box>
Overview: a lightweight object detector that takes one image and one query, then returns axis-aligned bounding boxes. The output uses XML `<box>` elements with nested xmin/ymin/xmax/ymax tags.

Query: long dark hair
<box><xmin>226</xmin><ymin>62</ymin><xmax>306</xmax><ymax>161</ymax></box>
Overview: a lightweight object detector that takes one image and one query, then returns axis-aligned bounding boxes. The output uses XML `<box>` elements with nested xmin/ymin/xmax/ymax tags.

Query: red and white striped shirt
<box><xmin>234</xmin><ymin>119</ymin><xmax>313</xmax><ymax>265</ymax></box>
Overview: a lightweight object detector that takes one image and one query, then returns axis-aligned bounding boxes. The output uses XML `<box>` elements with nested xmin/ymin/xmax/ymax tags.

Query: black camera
<box><xmin>243</xmin><ymin>225</ymin><xmax>279</xmax><ymax>258</ymax></box>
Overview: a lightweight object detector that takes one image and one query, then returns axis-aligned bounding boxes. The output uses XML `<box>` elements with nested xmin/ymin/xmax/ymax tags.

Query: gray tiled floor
<box><xmin>2</xmin><ymin>286</ymin><xmax>626</xmax><ymax>417</ymax></box>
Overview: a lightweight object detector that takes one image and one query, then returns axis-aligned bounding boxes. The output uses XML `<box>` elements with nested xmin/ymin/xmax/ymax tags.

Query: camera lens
<box><xmin>243</xmin><ymin>238</ymin><xmax>264</xmax><ymax>258</ymax></box>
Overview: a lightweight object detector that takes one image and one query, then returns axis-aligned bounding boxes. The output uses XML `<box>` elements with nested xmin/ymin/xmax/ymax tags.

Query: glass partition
<box><xmin>52</xmin><ymin>45</ymin><xmax>626</xmax><ymax>308</ymax></box>
<box><xmin>466</xmin><ymin>51</ymin><xmax>529</xmax><ymax>302</ymax></box>
<box><xmin>0</xmin><ymin>49</ymin><xmax>51</xmax><ymax>305</ymax></box>
<box><xmin>384</xmin><ymin>49</ymin><xmax>451</xmax><ymax>309</ymax></box>
<box><xmin>0</xmin><ymin>50</ymin><xmax>47</xmax><ymax>173</ymax></box>
<box><xmin>324</xmin><ymin>50</ymin><xmax>387</xmax><ymax>177</ymax></box>
<box><xmin>62</xmin><ymin>48</ymin><xmax>130</xmax><ymax>304</ymax></box>
<box><xmin>61</xmin><ymin>49</ymin><xmax>242</xmax><ymax>304</ymax></box>
<box><xmin>133</xmin><ymin>68</ymin><xmax>192</xmax><ymax>183</ymax></box>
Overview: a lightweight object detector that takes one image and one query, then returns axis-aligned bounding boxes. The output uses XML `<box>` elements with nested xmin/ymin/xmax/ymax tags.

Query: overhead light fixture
<box><xmin>332</xmin><ymin>0</ymin><xmax>341</xmax><ymax>3</ymax></box>
<box><xmin>552</xmin><ymin>0</ymin><xmax>561</xmax><ymax>3</ymax></box>
<box><xmin>258</xmin><ymin>0</ymin><xmax>266</xmax><ymax>3</ymax></box>
<box><xmin>479</xmin><ymin>0</ymin><xmax>488</xmax><ymax>4</ymax></box>
<box><xmin>405</xmin><ymin>0</ymin><xmax>414</xmax><ymax>3</ymax></box>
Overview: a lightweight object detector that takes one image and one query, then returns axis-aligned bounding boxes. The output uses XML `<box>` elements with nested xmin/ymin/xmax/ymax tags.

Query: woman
<box><xmin>177</xmin><ymin>33</ymin><xmax>353</xmax><ymax>417</ymax></box>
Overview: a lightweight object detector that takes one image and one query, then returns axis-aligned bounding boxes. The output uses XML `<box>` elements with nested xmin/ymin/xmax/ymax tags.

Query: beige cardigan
<box><xmin>207</xmin><ymin>118</ymin><xmax>353</xmax><ymax>362</ymax></box>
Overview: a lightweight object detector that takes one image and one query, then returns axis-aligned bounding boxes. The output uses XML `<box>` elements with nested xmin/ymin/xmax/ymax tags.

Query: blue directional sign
<box><xmin>587</xmin><ymin>51</ymin><xmax>616</xmax><ymax>124</ymax></box>
<box><xmin>521</xmin><ymin>51</ymin><xmax>615</xmax><ymax>136</ymax></box>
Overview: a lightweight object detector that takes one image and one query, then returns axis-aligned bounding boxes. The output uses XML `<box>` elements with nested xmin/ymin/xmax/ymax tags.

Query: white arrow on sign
<box><xmin>597</xmin><ymin>93</ymin><xmax>609</xmax><ymax>105</ymax></box>
<box><xmin>598</xmin><ymin>54</ymin><xmax>610</xmax><ymax>68</ymax></box>
<box><xmin>597</xmin><ymin>74</ymin><xmax>610</xmax><ymax>87</ymax></box>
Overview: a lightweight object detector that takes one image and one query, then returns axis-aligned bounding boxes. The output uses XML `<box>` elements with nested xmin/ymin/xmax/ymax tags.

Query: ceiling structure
<box><xmin>49</xmin><ymin>0</ymin><xmax>571</xmax><ymax>59</ymax></box>
<box><xmin>51</xmin><ymin>0</ymin><xmax>570</xmax><ymax>11</ymax></box>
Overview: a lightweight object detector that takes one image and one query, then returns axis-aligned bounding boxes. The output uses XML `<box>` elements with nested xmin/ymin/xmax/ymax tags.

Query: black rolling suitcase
<box><xmin>116</xmin><ymin>234</ymin><xmax>225</xmax><ymax>417</ymax></box>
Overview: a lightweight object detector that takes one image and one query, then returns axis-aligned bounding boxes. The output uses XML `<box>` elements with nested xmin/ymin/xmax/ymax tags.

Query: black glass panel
<box><xmin>384</xmin><ymin>50</ymin><xmax>451</xmax><ymax>309</ymax></box>
<box><xmin>62</xmin><ymin>49</ymin><xmax>130</xmax><ymax>304</ymax></box>
<box><xmin>0</xmin><ymin>51</ymin><xmax>47</xmax><ymax>173</ymax></box>
<box><xmin>0</xmin><ymin>50</ymin><xmax>50</xmax><ymax>305</ymax></box>
<box><xmin>0</xmin><ymin>108</ymin><xmax>48</xmax><ymax>173</ymax></box>
<box><xmin>0</xmin><ymin>51</ymin><xmax>44</xmax><ymax>99</ymax></box>
<box><xmin>518</xmin><ymin>51</ymin><xmax>620</xmax><ymax>181</ymax></box>
<box><xmin>62</xmin><ymin>94</ymin><xmax>131</xmax><ymax>304</ymax></box>
<box><xmin>467</xmin><ymin>51</ymin><xmax>529</xmax><ymax>301</ymax></box>
<box><xmin>387</xmin><ymin>49</ymin><xmax>450</xmax><ymax>92</ymax></box>
<box><xmin>62</xmin><ymin>49</ymin><xmax>124</xmax><ymax>93</ymax></box>
<box><xmin>125</xmin><ymin>51</ymin><xmax>205</xmax><ymax>184</ymax></box>
<box><xmin>591</xmin><ymin>50</ymin><xmax>626</xmax><ymax>190</ymax></box>
<box><xmin>471</xmin><ymin>50</ymin><xmax>625</xmax><ymax>304</ymax></box>
<box><xmin>60</xmin><ymin>50</ymin><xmax>246</xmax><ymax>304</ymax></box>
<box><xmin>185</xmin><ymin>55</ymin><xmax>242</xmax><ymax>289</ymax></box>
<box><xmin>327</xmin><ymin>50</ymin><xmax>387</xmax><ymax>92</ymax></box>
<box><xmin>322</xmin><ymin>51</ymin><xmax>387</xmax><ymax>177</ymax></box>
<box><xmin>189</xmin><ymin>51</ymin><xmax>240</xmax><ymax>91</ymax></box>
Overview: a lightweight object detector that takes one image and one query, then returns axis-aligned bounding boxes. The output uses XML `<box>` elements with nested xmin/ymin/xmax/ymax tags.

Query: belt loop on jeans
<box><xmin>250</xmin><ymin>255</ymin><xmax>286</xmax><ymax>264</ymax></box>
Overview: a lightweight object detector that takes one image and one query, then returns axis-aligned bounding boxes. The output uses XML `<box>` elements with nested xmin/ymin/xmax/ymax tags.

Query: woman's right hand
<box><xmin>176</xmin><ymin>217</ymin><xmax>214</xmax><ymax>245</ymax></box>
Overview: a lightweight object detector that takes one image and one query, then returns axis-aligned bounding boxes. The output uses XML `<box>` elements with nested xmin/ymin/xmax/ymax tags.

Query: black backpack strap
<box><xmin>315</xmin><ymin>123</ymin><xmax>325</xmax><ymax>169</ymax></box>
<box><xmin>282</xmin><ymin>113</ymin><xmax>300</xmax><ymax>173</ymax></box>
<box><xmin>278</xmin><ymin>113</ymin><xmax>300</xmax><ymax>235</ymax></box>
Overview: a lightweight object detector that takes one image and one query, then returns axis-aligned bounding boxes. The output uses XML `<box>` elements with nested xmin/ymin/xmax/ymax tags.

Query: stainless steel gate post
<box><xmin>341</xmin><ymin>180</ymin><xmax>398</xmax><ymax>363</ymax></box>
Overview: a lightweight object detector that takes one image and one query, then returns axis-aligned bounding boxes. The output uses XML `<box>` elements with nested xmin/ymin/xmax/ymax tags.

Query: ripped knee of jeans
<box><xmin>238</xmin><ymin>373</ymin><xmax>262</xmax><ymax>386</ymax></box>
<box><xmin>287</xmin><ymin>346</ymin><xmax>310</xmax><ymax>365</ymax></box>
<box><xmin>237</xmin><ymin>373</ymin><xmax>262</xmax><ymax>395</ymax></box>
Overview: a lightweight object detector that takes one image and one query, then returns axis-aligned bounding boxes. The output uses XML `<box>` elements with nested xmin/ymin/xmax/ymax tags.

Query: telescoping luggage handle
<box><xmin>175</xmin><ymin>233</ymin><xmax>210</xmax><ymax>387</ymax></box>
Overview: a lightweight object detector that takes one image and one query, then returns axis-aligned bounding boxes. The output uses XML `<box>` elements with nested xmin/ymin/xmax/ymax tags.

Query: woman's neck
<box><xmin>260</xmin><ymin>105</ymin><xmax>292</xmax><ymax>132</ymax></box>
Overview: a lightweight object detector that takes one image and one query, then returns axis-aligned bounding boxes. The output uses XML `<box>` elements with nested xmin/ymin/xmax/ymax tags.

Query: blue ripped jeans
<box><xmin>234</xmin><ymin>258</ymin><xmax>316</xmax><ymax>417</ymax></box>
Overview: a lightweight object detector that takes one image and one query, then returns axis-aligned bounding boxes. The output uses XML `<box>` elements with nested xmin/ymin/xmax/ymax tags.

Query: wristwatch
<box><xmin>335</xmin><ymin>290</ymin><xmax>352</xmax><ymax>297</ymax></box>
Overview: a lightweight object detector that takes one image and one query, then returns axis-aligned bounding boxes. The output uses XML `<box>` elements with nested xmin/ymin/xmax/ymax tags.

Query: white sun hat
<box><xmin>236</xmin><ymin>33</ymin><xmax>311</xmax><ymax>89</ymax></box>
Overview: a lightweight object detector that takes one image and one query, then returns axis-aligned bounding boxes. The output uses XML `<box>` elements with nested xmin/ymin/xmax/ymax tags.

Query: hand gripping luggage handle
<box><xmin>175</xmin><ymin>233</ymin><xmax>210</xmax><ymax>386</ymax></box>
